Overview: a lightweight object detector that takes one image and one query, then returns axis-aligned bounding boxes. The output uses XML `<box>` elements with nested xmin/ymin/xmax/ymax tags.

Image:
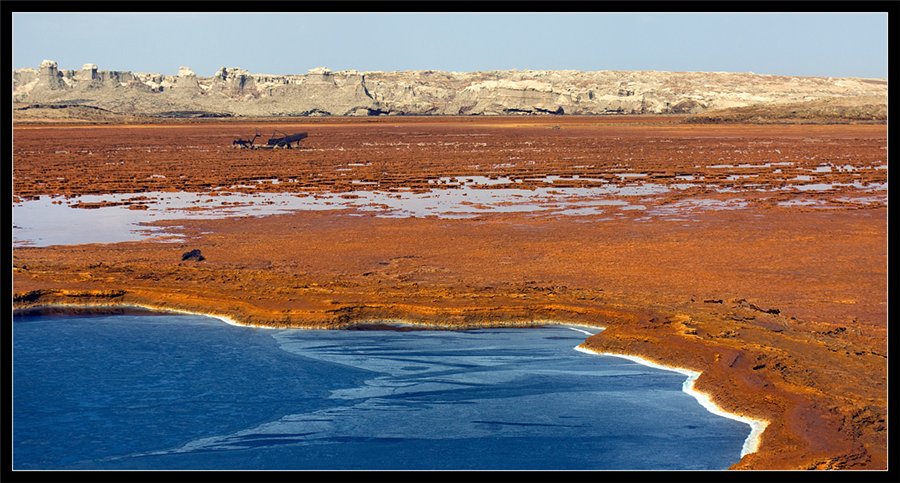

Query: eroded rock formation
<box><xmin>12</xmin><ymin>61</ymin><xmax>887</xmax><ymax>118</ymax></box>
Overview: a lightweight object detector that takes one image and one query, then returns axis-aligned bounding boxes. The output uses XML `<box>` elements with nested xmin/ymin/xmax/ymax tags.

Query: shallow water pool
<box><xmin>12</xmin><ymin>312</ymin><xmax>750</xmax><ymax>470</ymax></box>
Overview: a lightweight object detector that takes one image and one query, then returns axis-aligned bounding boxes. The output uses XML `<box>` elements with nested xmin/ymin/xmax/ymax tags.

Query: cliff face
<box><xmin>12</xmin><ymin>60</ymin><xmax>887</xmax><ymax>117</ymax></box>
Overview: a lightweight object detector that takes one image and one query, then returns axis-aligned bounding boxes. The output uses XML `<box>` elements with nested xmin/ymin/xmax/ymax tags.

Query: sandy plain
<box><xmin>11</xmin><ymin>116</ymin><xmax>888</xmax><ymax>470</ymax></box>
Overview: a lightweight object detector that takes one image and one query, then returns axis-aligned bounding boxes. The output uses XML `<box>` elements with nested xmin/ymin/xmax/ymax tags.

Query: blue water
<box><xmin>12</xmin><ymin>313</ymin><xmax>749</xmax><ymax>470</ymax></box>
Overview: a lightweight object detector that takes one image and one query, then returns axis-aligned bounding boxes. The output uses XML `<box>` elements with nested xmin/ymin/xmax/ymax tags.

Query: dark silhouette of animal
<box><xmin>233</xmin><ymin>132</ymin><xmax>260</xmax><ymax>148</ymax></box>
<box><xmin>266</xmin><ymin>131</ymin><xmax>308</xmax><ymax>148</ymax></box>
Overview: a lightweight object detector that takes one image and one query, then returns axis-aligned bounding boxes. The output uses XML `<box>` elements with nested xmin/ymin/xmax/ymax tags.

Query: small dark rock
<box><xmin>181</xmin><ymin>249</ymin><xmax>205</xmax><ymax>262</ymax></box>
<box><xmin>739</xmin><ymin>299</ymin><xmax>781</xmax><ymax>315</ymax></box>
<box><xmin>820</xmin><ymin>326</ymin><xmax>847</xmax><ymax>337</ymax></box>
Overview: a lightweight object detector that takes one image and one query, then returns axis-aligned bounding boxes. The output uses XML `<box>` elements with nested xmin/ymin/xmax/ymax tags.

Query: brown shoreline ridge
<box><xmin>12</xmin><ymin>117</ymin><xmax>886</xmax><ymax>470</ymax></box>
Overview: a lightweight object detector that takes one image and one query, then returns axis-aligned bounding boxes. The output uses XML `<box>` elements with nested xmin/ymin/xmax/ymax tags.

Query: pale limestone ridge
<box><xmin>12</xmin><ymin>61</ymin><xmax>887</xmax><ymax>117</ymax></box>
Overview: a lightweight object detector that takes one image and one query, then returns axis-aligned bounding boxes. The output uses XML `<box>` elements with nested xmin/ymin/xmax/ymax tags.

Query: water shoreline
<box><xmin>574</xmin><ymin>346</ymin><xmax>768</xmax><ymax>458</ymax></box>
<box><xmin>13</xmin><ymin>302</ymin><xmax>272</xmax><ymax>330</ymax></box>
<box><xmin>14</xmin><ymin>302</ymin><xmax>764</xmax><ymax>463</ymax></box>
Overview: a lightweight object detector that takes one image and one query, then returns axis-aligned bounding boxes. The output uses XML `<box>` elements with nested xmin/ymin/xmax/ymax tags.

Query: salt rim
<box><xmin>574</xmin><ymin>345</ymin><xmax>769</xmax><ymax>458</ymax></box>
<box><xmin>130</xmin><ymin>304</ymin><xmax>278</xmax><ymax>330</ymax></box>
<box><xmin>12</xmin><ymin>302</ymin><xmax>277</xmax><ymax>330</ymax></box>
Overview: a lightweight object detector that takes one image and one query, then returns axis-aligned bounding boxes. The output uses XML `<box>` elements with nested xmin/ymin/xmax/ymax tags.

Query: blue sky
<box><xmin>12</xmin><ymin>12</ymin><xmax>889</xmax><ymax>78</ymax></box>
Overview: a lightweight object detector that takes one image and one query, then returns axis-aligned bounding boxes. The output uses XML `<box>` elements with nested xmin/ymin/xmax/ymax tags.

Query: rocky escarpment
<box><xmin>13</xmin><ymin>60</ymin><xmax>886</xmax><ymax>118</ymax></box>
<box><xmin>685</xmin><ymin>95</ymin><xmax>887</xmax><ymax>124</ymax></box>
